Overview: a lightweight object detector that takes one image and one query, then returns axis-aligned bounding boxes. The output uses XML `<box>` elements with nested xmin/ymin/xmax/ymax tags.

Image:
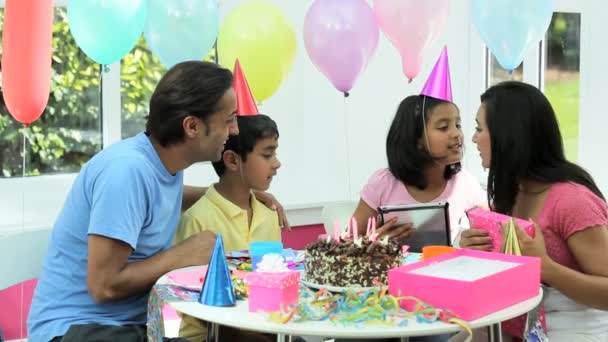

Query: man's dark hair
<box><xmin>212</xmin><ymin>114</ymin><xmax>279</xmax><ymax>176</ymax></box>
<box><xmin>146</xmin><ymin>61</ymin><xmax>233</xmax><ymax>147</ymax></box>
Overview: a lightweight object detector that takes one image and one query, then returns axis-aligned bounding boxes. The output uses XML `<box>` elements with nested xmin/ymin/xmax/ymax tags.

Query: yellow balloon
<box><xmin>218</xmin><ymin>1</ymin><xmax>296</xmax><ymax>102</ymax></box>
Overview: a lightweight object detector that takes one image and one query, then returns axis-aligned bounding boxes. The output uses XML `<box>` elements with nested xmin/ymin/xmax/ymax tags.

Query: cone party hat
<box><xmin>234</xmin><ymin>59</ymin><xmax>259</xmax><ymax>116</ymax></box>
<box><xmin>199</xmin><ymin>233</ymin><xmax>236</xmax><ymax>306</ymax></box>
<box><xmin>420</xmin><ymin>46</ymin><xmax>452</xmax><ymax>102</ymax></box>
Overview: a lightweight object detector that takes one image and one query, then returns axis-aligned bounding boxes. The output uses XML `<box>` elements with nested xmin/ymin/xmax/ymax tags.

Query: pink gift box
<box><xmin>466</xmin><ymin>207</ymin><xmax>535</xmax><ymax>252</ymax></box>
<box><xmin>245</xmin><ymin>270</ymin><xmax>300</xmax><ymax>312</ymax></box>
<box><xmin>388</xmin><ymin>249</ymin><xmax>540</xmax><ymax>321</ymax></box>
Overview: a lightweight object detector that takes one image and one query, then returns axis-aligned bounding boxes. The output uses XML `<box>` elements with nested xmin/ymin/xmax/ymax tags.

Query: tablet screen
<box><xmin>378</xmin><ymin>203</ymin><xmax>451</xmax><ymax>252</ymax></box>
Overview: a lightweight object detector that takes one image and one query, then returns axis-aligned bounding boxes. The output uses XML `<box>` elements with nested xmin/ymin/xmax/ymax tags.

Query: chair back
<box><xmin>320</xmin><ymin>201</ymin><xmax>357</xmax><ymax>235</ymax></box>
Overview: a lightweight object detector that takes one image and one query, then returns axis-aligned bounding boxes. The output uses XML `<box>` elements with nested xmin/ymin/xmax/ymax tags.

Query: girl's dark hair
<box><xmin>481</xmin><ymin>81</ymin><xmax>604</xmax><ymax>213</ymax></box>
<box><xmin>386</xmin><ymin>95</ymin><xmax>461</xmax><ymax>190</ymax></box>
<box><xmin>146</xmin><ymin>61</ymin><xmax>233</xmax><ymax>147</ymax></box>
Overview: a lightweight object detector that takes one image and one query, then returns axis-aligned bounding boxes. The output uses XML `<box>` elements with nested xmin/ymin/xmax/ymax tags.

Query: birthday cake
<box><xmin>304</xmin><ymin>229</ymin><xmax>403</xmax><ymax>288</ymax></box>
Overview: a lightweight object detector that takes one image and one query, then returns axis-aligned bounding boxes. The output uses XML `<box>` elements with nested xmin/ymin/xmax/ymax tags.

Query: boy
<box><xmin>175</xmin><ymin>114</ymin><xmax>282</xmax><ymax>341</ymax></box>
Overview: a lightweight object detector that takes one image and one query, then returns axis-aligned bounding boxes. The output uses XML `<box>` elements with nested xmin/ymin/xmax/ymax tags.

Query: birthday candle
<box><xmin>345</xmin><ymin>218</ymin><xmax>352</xmax><ymax>239</ymax></box>
<box><xmin>372</xmin><ymin>216</ymin><xmax>377</xmax><ymax>236</ymax></box>
<box><xmin>366</xmin><ymin>217</ymin><xmax>372</xmax><ymax>237</ymax></box>
<box><xmin>352</xmin><ymin>218</ymin><xmax>359</xmax><ymax>240</ymax></box>
<box><xmin>369</xmin><ymin>232</ymin><xmax>378</xmax><ymax>242</ymax></box>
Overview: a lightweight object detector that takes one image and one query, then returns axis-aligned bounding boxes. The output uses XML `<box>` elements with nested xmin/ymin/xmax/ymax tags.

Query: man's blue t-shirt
<box><xmin>28</xmin><ymin>133</ymin><xmax>183</xmax><ymax>341</ymax></box>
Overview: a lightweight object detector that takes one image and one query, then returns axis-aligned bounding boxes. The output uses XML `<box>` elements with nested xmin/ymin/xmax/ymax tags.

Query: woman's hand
<box><xmin>377</xmin><ymin>217</ymin><xmax>414</xmax><ymax>243</ymax></box>
<box><xmin>515</xmin><ymin>220</ymin><xmax>548</xmax><ymax>260</ymax></box>
<box><xmin>459</xmin><ymin>228</ymin><xmax>493</xmax><ymax>251</ymax></box>
<box><xmin>254</xmin><ymin>191</ymin><xmax>290</xmax><ymax>230</ymax></box>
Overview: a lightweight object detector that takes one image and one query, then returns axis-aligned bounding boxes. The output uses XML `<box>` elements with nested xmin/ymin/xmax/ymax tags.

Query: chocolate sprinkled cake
<box><xmin>304</xmin><ymin>236</ymin><xmax>403</xmax><ymax>287</ymax></box>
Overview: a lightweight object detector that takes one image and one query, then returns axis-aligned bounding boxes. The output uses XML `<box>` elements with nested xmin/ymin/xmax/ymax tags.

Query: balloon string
<box><xmin>343</xmin><ymin>96</ymin><xmax>352</xmax><ymax>200</ymax></box>
<box><xmin>99</xmin><ymin>64</ymin><xmax>104</xmax><ymax>140</ymax></box>
<box><xmin>20</xmin><ymin>126</ymin><xmax>27</xmax><ymax>338</ymax></box>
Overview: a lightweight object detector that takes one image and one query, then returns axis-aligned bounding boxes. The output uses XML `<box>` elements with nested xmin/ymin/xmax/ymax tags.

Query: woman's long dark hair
<box><xmin>386</xmin><ymin>95</ymin><xmax>461</xmax><ymax>190</ymax></box>
<box><xmin>481</xmin><ymin>81</ymin><xmax>604</xmax><ymax>214</ymax></box>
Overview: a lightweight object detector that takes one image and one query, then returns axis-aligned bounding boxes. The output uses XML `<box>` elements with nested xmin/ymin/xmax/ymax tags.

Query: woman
<box><xmin>461</xmin><ymin>81</ymin><xmax>608</xmax><ymax>341</ymax></box>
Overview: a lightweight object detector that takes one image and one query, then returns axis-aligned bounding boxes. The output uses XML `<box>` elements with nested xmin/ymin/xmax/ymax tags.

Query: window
<box><xmin>544</xmin><ymin>12</ymin><xmax>581</xmax><ymax>161</ymax></box>
<box><xmin>120</xmin><ymin>41</ymin><xmax>218</xmax><ymax>139</ymax></box>
<box><xmin>0</xmin><ymin>7</ymin><xmax>101</xmax><ymax>177</ymax></box>
<box><xmin>487</xmin><ymin>52</ymin><xmax>524</xmax><ymax>87</ymax></box>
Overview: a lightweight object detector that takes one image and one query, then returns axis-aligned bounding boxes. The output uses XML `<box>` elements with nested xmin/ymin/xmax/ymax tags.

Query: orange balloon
<box><xmin>2</xmin><ymin>0</ymin><xmax>53</xmax><ymax>126</ymax></box>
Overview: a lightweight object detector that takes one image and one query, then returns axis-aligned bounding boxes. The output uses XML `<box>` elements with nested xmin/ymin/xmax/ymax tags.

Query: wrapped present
<box><xmin>388</xmin><ymin>249</ymin><xmax>541</xmax><ymax>321</ymax></box>
<box><xmin>245</xmin><ymin>254</ymin><xmax>300</xmax><ymax>312</ymax></box>
<box><xmin>466</xmin><ymin>207</ymin><xmax>535</xmax><ymax>253</ymax></box>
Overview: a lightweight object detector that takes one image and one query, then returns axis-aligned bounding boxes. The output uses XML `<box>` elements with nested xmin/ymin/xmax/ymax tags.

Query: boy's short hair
<box><xmin>212</xmin><ymin>114</ymin><xmax>279</xmax><ymax>177</ymax></box>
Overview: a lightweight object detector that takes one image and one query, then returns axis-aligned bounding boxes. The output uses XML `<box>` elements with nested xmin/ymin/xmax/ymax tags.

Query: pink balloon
<box><xmin>304</xmin><ymin>0</ymin><xmax>379</xmax><ymax>95</ymax></box>
<box><xmin>374</xmin><ymin>0</ymin><xmax>449</xmax><ymax>82</ymax></box>
<box><xmin>2</xmin><ymin>0</ymin><xmax>53</xmax><ymax>126</ymax></box>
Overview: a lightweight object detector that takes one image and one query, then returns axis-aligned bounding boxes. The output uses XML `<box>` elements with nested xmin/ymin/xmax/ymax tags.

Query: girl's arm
<box><xmin>352</xmin><ymin>199</ymin><xmax>377</xmax><ymax>235</ymax></box>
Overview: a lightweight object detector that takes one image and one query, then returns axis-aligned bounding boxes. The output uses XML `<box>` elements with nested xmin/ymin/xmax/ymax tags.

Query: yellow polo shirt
<box><xmin>175</xmin><ymin>184</ymin><xmax>281</xmax><ymax>341</ymax></box>
<box><xmin>175</xmin><ymin>184</ymin><xmax>281</xmax><ymax>250</ymax></box>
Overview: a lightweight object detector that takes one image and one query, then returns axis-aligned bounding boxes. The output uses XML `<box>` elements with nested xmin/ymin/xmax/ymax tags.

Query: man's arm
<box><xmin>183</xmin><ymin>185</ymin><xmax>207</xmax><ymax>211</ymax></box>
<box><xmin>86</xmin><ymin>231</ymin><xmax>215</xmax><ymax>303</ymax></box>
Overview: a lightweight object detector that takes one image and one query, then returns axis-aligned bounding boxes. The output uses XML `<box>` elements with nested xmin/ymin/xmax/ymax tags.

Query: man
<box><xmin>27</xmin><ymin>61</ymin><xmax>285</xmax><ymax>342</ymax></box>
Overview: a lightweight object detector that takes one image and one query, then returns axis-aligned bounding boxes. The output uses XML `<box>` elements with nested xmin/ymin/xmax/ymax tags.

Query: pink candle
<box><xmin>366</xmin><ymin>217</ymin><xmax>372</xmax><ymax>237</ymax></box>
<box><xmin>371</xmin><ymin>216</ymin><xmax>377</xmax><ymax>236</ymax></box>
<box><xmin>369</xmin><ymin>232</ymin><xmax>377</xmax><ymax>242</ymax></box>
<box><xmin>353</xmin><ymin>218</ymin><xmax>359</xmax><ymax>240</ymax></box>
<box><xmin>345</xmin><ymin>218</ymin><xmax>352</xmax><ymax>239</ymax></box>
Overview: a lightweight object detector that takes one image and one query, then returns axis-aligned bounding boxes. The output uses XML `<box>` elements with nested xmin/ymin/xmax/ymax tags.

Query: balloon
<box><xmin>373</xmin><ymin>0</ymin><xmax>449</xmax><ymax>82</ymax></box>
<box><xmin>2</xmin><ymin>0</ymin><xmax>53</xmax><ymax>126</ymax></box>
<box><xmin>67</xmin><ymin>0</ymin><xmax>147</xmax><ymax>65</ymax></box>
<box><xmin>218</xmin><ymin>1</ymin><xmax>296</xmax><ymax>102</ymax></box>
<box><xmin>144</xmin><ymin>0</ymin><xmax>219</xmax><ymax>69</ymax></box>
<box><xmin>303</xmin><ymin>0</ymin><xmax>379</xmax><ymax>95</ymax></box>
<box><xmin>471</xmin><ymin>0</ymin><xmax>553</xmax><ymax>71</ymax></box>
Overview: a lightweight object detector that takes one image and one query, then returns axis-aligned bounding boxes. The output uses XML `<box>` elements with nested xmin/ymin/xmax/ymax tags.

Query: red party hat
<box><xmin>233</xmin><ymin>59</ymin><xmax>259</xmax><ymax>116</ymax></box>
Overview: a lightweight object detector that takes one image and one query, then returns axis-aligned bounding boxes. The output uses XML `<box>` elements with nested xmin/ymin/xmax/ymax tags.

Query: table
<box><xmin>161</xmin><ymin>269</ymin><xmax>542</xmax><ymax>342</ymax></box>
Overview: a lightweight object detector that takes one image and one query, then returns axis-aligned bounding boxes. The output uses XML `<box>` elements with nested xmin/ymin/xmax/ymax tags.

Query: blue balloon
<box><xmin>471</xmin><ymin>0</ymin><xmax>553</xmax><ymax>71</ymax></box>
<box><xmin>144</xmin><ymin>0</ymin><xmax>219</xmax><ymax>69</ymax></box>
<box><xmin>68</xmin><ymin>0</ymin><xmax>146</xmax><ymax>65</ymax></box>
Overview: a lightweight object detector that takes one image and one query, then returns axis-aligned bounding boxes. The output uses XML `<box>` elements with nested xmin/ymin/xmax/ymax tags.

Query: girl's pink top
<box><xmin>360</xmin><ymin>168</ymin><xmax>486</xmax><ymax>241</ymax></box>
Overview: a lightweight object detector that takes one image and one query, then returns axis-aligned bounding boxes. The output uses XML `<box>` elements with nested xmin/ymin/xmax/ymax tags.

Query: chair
<box><xmin>0</xmin><ymin>228</ymin><xmax>52</xmax><ymax>341</ymax></box>
<box><xmin>320</xmin><ymin>201</ymin><xmax>358</xmax><ymax>235</ymax></box>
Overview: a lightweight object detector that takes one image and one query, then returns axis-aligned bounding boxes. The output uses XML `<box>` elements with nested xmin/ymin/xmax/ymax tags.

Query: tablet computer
<box><xmin>377</xmin><ymin>202</ymin><xmax>451</xmax><ymax>252</ymax></box>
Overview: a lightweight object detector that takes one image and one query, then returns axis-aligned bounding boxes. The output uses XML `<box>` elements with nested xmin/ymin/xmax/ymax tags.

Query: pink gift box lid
<box><xmin>245</xmin><ymin>270</ymin><xmax>300</xmax><ymax>289</ymax></box>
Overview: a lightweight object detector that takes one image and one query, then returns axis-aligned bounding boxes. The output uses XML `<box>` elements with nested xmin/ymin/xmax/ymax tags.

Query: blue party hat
<box><xmin>199</xmin><ymin>234</ymin><xmax>236</xmax><ymax>306</ymax></box>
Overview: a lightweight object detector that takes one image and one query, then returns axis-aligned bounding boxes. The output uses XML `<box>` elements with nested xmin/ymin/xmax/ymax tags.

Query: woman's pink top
<box><xmin>536</xmin><ymin>182</ymin><xmax>607</xmax><ymax>271</ymax></box>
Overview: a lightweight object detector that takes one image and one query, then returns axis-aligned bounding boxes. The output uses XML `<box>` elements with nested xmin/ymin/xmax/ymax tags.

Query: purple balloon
<box><xmin>304</xmin><ymin>0</ymin><xmax>379</xmax><ymax>95</ymax></box>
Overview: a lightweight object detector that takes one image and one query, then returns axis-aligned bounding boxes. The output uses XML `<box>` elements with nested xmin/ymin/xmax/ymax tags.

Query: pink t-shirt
<box><xmin>360</xmin><ymin>168</ymin><xmax>486</xmax><ymax>242</ymax></box>
<box><xmin>535</xmin><ymin>182</ymin><xmax>608</xmax><ymax>271</ymax></box>
<box><xmin>532</xmin><ymin>182</ymin><xmax>608</xmax><ymax>337</ymax></box>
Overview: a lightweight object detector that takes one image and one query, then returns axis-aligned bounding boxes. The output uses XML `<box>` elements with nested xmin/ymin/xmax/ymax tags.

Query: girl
<box><xmin>462</xmin><ymin>81</ymin><xmax>608</xmax><ymax>341</ymax></box>
<box><xmin>354</xmin><ymin>94</ymin><xmax>486</xmax><ymax>246</ymax></box>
